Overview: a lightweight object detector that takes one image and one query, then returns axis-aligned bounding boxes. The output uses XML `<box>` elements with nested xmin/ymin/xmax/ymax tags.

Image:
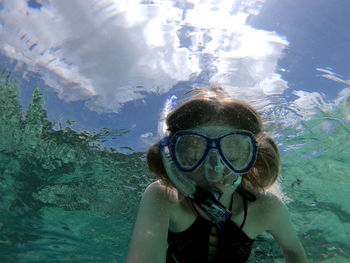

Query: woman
<box><xmin>126</xmin><ymin>87</ymin><xmax>308</xmax><ymax>263</ymax></box>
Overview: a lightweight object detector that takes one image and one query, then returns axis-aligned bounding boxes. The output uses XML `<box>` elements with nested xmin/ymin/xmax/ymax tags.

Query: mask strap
<box><xmin>160</xmin><ymin>143</ymin><xmax>196</xmax><ymax>198</ymax></box>
<box><xmin>159</xmin><ymin>140</ymin><xmax>234</xmax><ymax>229</ymax></box>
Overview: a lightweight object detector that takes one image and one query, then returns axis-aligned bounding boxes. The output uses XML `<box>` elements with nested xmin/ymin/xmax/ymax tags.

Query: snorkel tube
<box><xmin>159</xmin><ymin>140</ymin><xmax>233</xmax><ymax>229</ymax></box>
<box><xmin>158</xmin><ymin>96</ymin><xmax>236</xmax><ymax>229</ymax></box>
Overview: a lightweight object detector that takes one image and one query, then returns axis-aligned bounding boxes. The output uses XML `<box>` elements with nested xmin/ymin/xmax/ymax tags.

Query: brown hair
<box><xmin>147</xmin><ymin>87</ymin><xmax>280</xmax><ymax>193</ymax></box>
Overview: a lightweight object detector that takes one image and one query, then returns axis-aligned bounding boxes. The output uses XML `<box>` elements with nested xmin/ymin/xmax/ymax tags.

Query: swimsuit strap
<box><xmin>237</xmin><ymin>186</ymin><xmax>257</xmax><ymax>202</ymax></box>
<box><xmin>190</xmin><ymin>186</ymin><xmax>256</xmax><ymax>229</ymax></box>
<box><xmin>189</xmin><ymin>198</ymin><xmax>200</xmax><ymax>217</ymax></box>
<box><xmin>236</xmin><ymin>186</ymin><xmax>256</xmax><ymax>230</ymax></box>
<box><xmin>239</xmin><ymin>194</ymin><xmax>248</xmax><ymax>230</ymax></box>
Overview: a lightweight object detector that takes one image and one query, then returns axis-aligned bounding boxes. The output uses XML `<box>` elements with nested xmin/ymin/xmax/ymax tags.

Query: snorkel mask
<box><xmin>158</xmin><ymin>96</ymin><xmax>258</xmax><ymax>229</ymax></box>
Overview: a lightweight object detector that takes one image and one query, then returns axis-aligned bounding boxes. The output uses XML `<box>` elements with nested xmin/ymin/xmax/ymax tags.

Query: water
<box><xmin>1</xmin><ymin>72</ymin><xmax>349</xmax><ymax>263</ymax></box>
<box><xmin>1</xmin><ymin>1</ymin><xmax>350</xmax><ymax>263</ymax></box>
<box><xmin>0</xmin><ymin>79</ymin><xmax>149</xmax><ymax>261</ymax></box>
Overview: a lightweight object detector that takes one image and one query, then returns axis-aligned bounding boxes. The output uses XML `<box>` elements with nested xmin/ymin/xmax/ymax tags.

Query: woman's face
<box><xmin>177</xmin><ymin>123</ymin><xmax>248</xmax><ymax>193</ymax></box>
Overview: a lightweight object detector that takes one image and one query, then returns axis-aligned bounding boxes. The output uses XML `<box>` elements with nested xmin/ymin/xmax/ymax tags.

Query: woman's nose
<box><xmin>208</xmin><ymin>149</ymin><xmax>220</xmax><ymax>167</ymax></box>
<box><xmin>204</xmin><ymin>150</ymin><xmax>225</xmax><ymax>183</ymax></box>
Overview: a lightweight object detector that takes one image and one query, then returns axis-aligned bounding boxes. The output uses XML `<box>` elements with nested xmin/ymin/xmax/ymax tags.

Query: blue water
<box><xmin>1</xmin><ymin>1</ymin><xmax>350</xmax><ymax>263</ymax></box>
<box><xmin>1</xmin><ymin>72</ymin><xmax>350</xmax><ymax>263</ymax></box>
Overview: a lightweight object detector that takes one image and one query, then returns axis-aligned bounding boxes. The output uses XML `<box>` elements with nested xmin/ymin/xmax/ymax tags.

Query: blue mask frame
<box><xmin>159</xmin><ymin>130</ymin><xmax>258</xmax><ymax>174</ymax></box>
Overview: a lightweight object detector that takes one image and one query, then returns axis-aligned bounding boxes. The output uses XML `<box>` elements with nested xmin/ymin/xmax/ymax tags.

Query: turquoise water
<box><xmin>1</xmin><ymin>72</ymin><xmax>349</xmax><ymax>263</ymax></box>
<box><xmin>0</xmin><ymin>75</ymin><xmax>152</xmax><ymax>262</ymax></box>
<box><xmin>1</xmin><ymin>1</ymin><xmax>350</xmax><ymax>262</ymax></box>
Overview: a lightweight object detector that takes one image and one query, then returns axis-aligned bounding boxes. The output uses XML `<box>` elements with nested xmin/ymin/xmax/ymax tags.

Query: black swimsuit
<box><xmin>167</xmin><ymin>187</ymin><xmax>256</xmax><ymax>263</ymax></box>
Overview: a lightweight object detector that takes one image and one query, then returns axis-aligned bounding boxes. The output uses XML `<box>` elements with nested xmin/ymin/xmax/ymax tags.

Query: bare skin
<box><xmin>126</xmin><ymin>181</ymin><xmax>308</xmax><ymax>263</ymax></box>
<box><xmin>169</xmin><ymin>182</ymin><xmax>261</xmax><ymax>238</ymax></box>
<box><xmin>126</xmin><ymin>124</ymin><xmax>308</xmax><ymax>263</ymax></box>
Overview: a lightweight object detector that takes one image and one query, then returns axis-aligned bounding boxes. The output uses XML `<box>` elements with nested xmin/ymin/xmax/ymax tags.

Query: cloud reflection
<box><xmin>0</xmin><ymin>0</ymin><xmax>289</xmax><ymax>113</ymax></box>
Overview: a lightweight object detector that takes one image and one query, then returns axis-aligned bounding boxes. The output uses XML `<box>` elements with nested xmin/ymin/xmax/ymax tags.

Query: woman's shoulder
<box><xmin>252</xmin><ymin>190</ymin><xmax>290</xmax><ymax>222</ymax></box>
<box><xmin>254</xmin><ymin>190</ymin><xmax>285</xmax><ymax>206</ymax></box>
<box><xmin>144</xmin><ymin>180</ymin><xmax>180</xmax><ymax>204</ymax></box>
<box><xmin>145</xmin><ymin>180</ymin><xmax>167</xmax><ymax>193</ymax></box>
<box><xmin>243</xmin><ymin>183</ymin><xmax>287</xmax><ymax>207</ymax></box>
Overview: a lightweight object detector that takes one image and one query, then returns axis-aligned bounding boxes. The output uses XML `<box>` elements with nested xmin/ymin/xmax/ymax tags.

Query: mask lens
<box><xmin>220</xmin><ymin>134</ymin><xmax>254</xmax><ymax>171</ymax></box>
<box><xmin>175</xmin><ymin>134</ymin><xmax>207</xmax><ymax>170</ymax></box>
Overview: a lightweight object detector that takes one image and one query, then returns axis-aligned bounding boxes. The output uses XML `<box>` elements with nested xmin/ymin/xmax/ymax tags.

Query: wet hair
<box><xmin>147</xmin><ymin>86</ymin><xmax>280</xmax><ymax>193</ymax></box>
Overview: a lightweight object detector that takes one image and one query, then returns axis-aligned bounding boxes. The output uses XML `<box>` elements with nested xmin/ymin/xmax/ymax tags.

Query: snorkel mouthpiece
<box><xmin>159</xmin><ymin>141</ymin><xmax>232</xmax><ymax>229</ymax></box>
<box><xmin>204</xmin><ymin>150</ymin><xmax>225</xmax><ymax>183</ymax></box>
<box><xmin>214</xmin><ymin>165</ymin><xmax>223</xmax><ymax>173</ymax></box>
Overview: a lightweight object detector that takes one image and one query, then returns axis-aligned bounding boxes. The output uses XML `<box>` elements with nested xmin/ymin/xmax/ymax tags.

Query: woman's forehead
<box><xmin>185</xmin><ymin>124</ymin><xmax>240</xmax><ymax>136</ymax></box>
